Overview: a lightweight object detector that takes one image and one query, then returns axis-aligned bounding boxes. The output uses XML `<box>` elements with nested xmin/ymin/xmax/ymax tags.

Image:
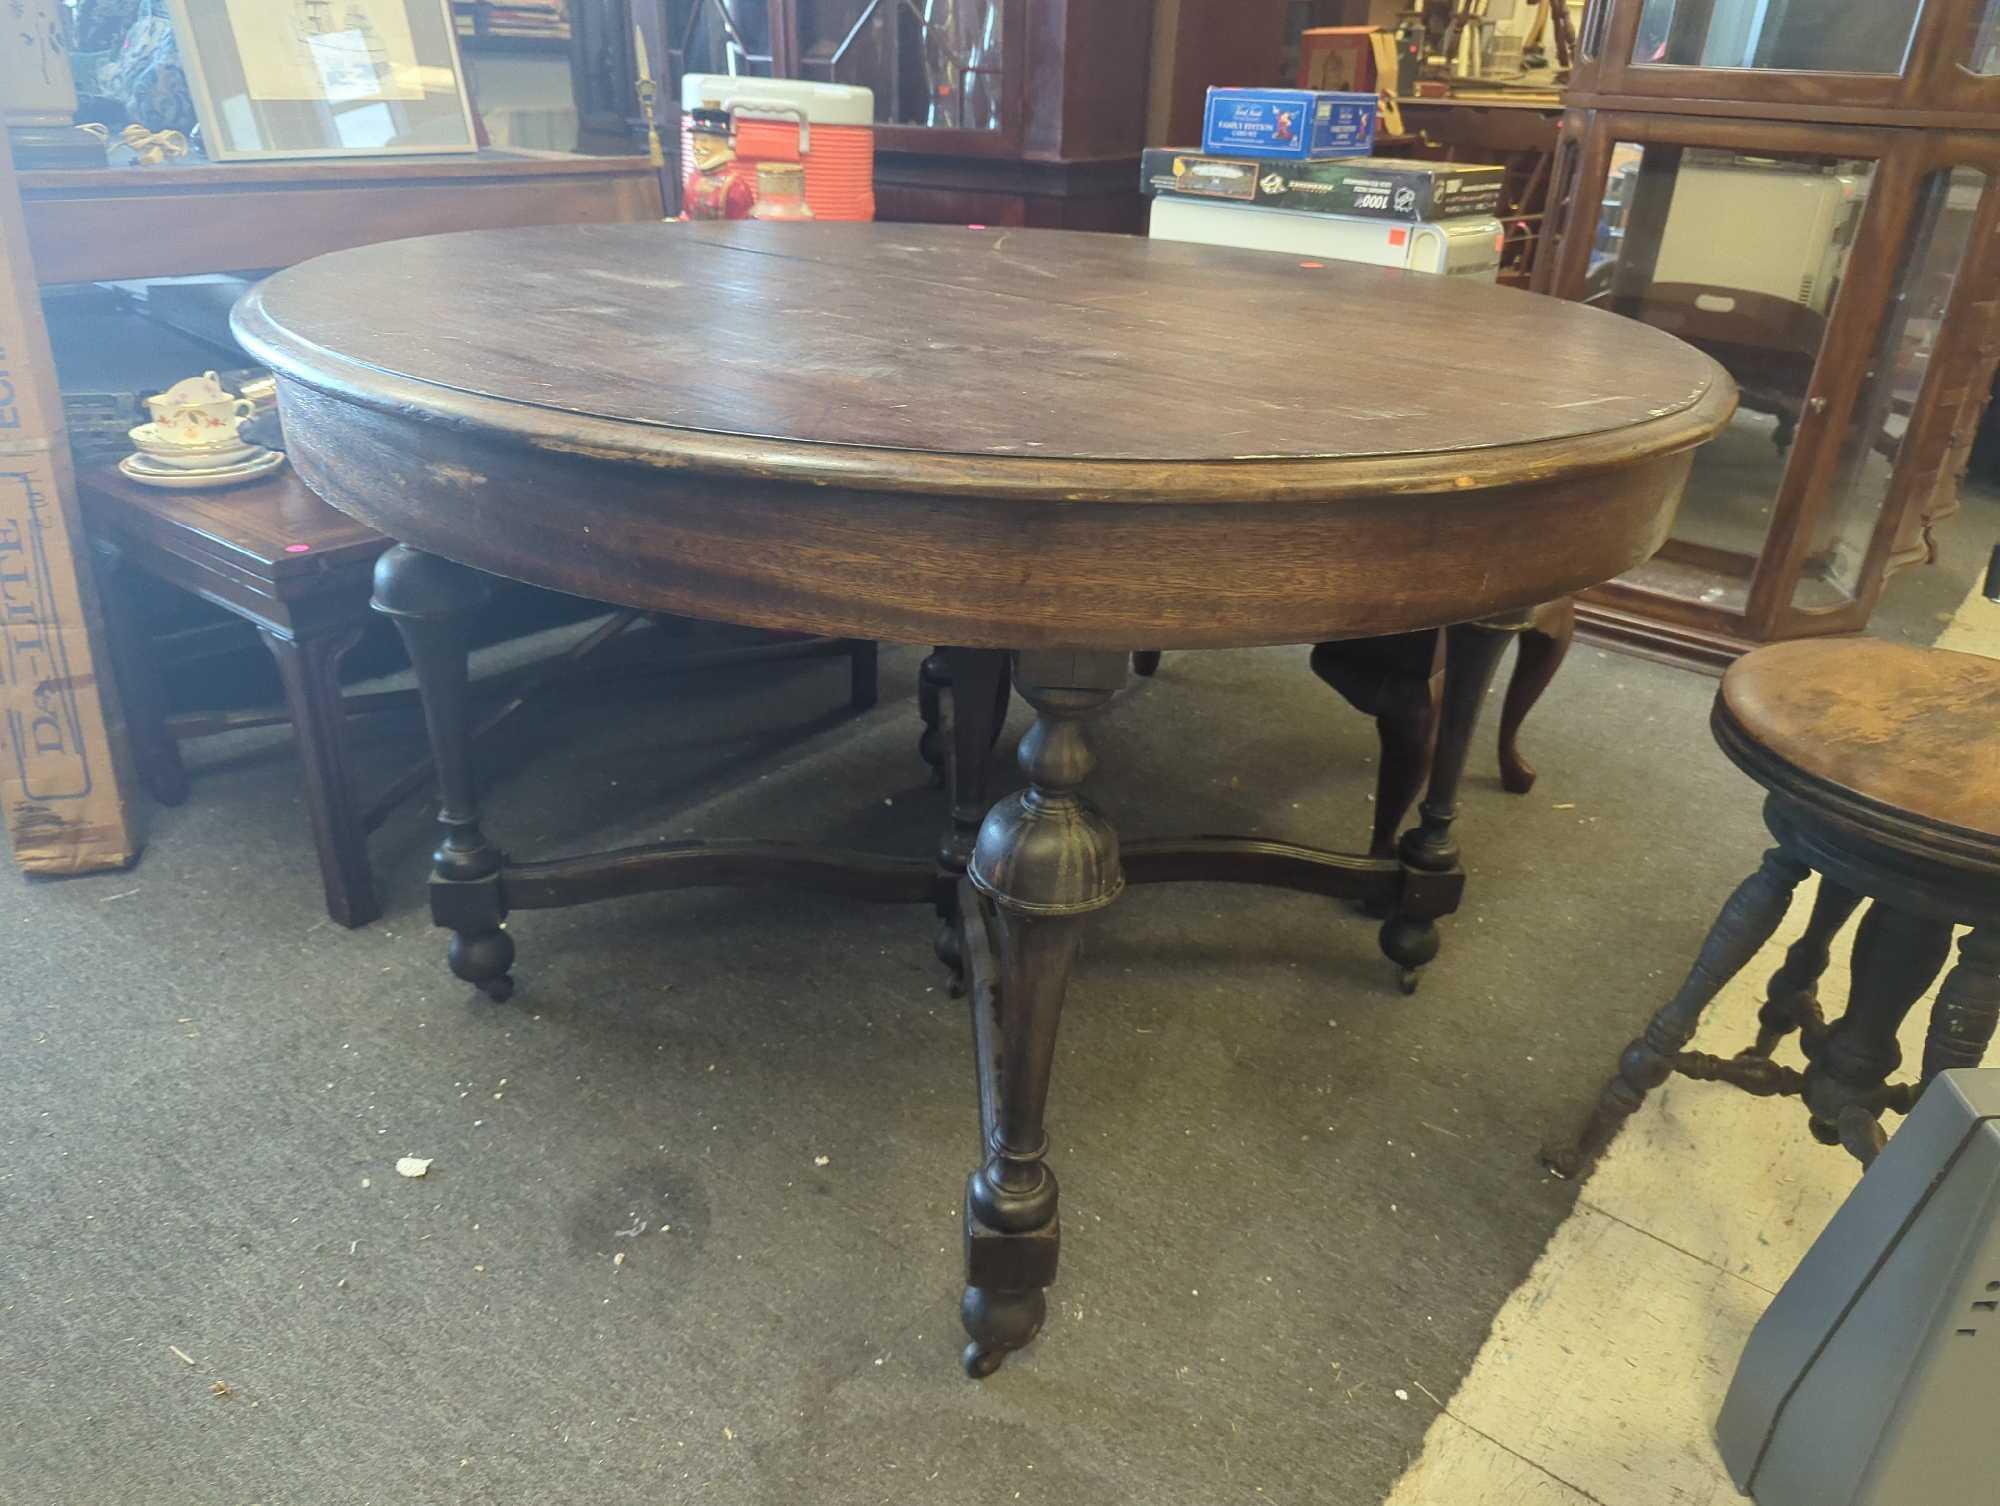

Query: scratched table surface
<box><xmin>233</xmin><ymin>222</ymin><xmax>1734</xmax><ymax>651</ymax></box>
<box><xmin>238</xmin><ymin>220</ymin><xmax>1720</xmax><ymax>468</ymax></box>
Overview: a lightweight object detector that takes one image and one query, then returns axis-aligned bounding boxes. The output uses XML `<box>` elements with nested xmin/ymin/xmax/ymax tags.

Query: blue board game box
<box><xmin>1201</xmin><ymin>87</ymin><xmax>1377</xmax><ymax>161</ymax></box>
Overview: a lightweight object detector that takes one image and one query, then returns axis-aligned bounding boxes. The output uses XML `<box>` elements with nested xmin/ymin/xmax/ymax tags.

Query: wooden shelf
<box><xmin>22</xmin><ymin>151</ymin><xmax>664</xmax><ymax>285</ymax></box>
<box><xmin>458</xmin><ymin>31</ymin><xmax>572</xmax><ymax>55</ymax></box>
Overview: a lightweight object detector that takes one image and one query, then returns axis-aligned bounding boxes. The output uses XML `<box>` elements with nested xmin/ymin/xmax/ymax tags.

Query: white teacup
<box><xmin>146</xmin><ymin>371</ymin><xmax>255</xmax><ymax>442</ymax></box>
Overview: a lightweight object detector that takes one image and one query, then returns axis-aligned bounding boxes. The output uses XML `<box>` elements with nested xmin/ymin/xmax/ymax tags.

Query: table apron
<box><xmin>277</xmin><ymin>382</ymin><xmax>1696</xmax><ymax>651</ymax></box>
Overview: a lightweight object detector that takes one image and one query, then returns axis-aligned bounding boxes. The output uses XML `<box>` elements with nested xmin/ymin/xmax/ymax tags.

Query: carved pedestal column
<box><xmin>959</xmin><ymin>650</ymin><xmax>1124</xmax><ymax>1377</ymax></box>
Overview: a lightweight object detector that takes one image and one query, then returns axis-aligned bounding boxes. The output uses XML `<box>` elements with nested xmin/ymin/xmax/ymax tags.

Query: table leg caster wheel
<box><xmin>960</xmin><ymin>1286</ymin><xmax>1043</xmax><ymax>1379</ymax></box>
<box><xmin>450</xmin><ymin>929</ymin><xmax>516</xmax><ymax>1004</ymax></box>
<box><xmin>962</xmin><ymin>1343</ymin><xmax>1007</xmax><ymax>1379</ymax></box>
<box><xmin>1539</xmin><ymin>1143</ymin><xmax>1582</xmax><ymax>1180</ymax></box>
<box><xmin>1379</xmin><ymin>916</ymin><xmax>1437</xmax><ymax>998</ymax></box>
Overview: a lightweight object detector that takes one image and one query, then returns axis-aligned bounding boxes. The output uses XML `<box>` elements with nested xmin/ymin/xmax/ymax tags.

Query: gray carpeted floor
<box><xmin>3</xmin><ymin>491</ymin><xmax>1991</xmax><ymax>1505</ymax></box>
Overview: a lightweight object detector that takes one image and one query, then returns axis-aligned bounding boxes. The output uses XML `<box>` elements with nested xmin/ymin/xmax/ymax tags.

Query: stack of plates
<box><xmin>121</xmin><ymin>421</ymin><xmax>285</xmax><ymax>490</ymax></box>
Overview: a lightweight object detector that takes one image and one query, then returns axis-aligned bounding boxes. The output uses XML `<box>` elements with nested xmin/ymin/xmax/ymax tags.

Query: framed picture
<box><xmin>170</xmin><ymin>0</ymin><xmax>478</xmax><ymax>160</ymax></box>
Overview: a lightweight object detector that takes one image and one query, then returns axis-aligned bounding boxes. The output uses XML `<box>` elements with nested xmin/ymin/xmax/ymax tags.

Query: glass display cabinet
<box><xmin>1535</xmin><ymin>0</ymin><xmax>2000</xmax><ymax>667</ymax></box>
<box><xmin>639</xmin><ymin>0</ymin><xmax>1154</xmax><ymax>226</ymax></box>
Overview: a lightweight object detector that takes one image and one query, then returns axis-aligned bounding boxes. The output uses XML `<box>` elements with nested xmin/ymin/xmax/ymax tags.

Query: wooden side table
<box><xmin>79</xmin><ymin>466</ymin><xmax>391</xmax><ymax>926</ymax></box>
<box><xmin>79</xmin><ymin>464</ymin><xmax>882</xmax><ymax>930</ymax></box>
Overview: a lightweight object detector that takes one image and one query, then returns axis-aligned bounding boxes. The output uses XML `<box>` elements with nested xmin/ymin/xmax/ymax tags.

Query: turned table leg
<box><xmin>934</xmin><ymin>648</ymin><xmax>1011</xmax><ymax>993</ymax></box>
<box><xmin>1379</xmin><ymin>619</ymin><xmax>1513</xmax><ymax>992</ymax></box>
<box><xmin>261</xmin><ymin>624</ymin><xmax>378</xmax><ymax>929</ymax></box>
<box><xmin>1545</xmin><ymin>846</ymin><xmax>1811</xmax><ymax>1178</ymax></box>
<box><xmin>959</xmin><ymin>650</ymin><xmax>1125</xmax><ymax>1377</ymax></box>
<box><xmin>371</xmin><ymin>545</ymin><xmax>514</xmax><ymax>1002</ymax></box>
<box><xmin>1497</xmin><ymin>598</ymin><xmax>1575</xmax><ymax>796</ymax></box>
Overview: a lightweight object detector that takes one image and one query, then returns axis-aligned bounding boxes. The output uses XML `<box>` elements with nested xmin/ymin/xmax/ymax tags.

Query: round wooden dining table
<box><xmin>235</xmin><ymin>221</ymin><xmax>1734</xmax><ymax>1377</ymax></box>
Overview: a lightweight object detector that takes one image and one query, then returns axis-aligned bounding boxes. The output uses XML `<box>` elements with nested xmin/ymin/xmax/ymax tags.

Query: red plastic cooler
<box><xmin>680</xmin><ymin>75</ymin><xmax>876</xmax><ymax>222</ymax></box>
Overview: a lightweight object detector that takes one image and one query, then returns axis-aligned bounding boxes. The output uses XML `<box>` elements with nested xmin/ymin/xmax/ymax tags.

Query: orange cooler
<box><xmin>681</xmin><ymin>75</ymin><xmax>876</xmax><ymax>222</ymax></box>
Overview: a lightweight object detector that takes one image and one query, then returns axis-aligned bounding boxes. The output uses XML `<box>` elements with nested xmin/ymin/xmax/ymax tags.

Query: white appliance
<box><xmin>1645</xmin><ymin>159</ymin><xmax>1866</xmax><ymax>312</ymax></box>
<box><xmin>1718</xmin><ymin>1070</ymin><xmax>2000</xmax><ymax>1504</ymax></box>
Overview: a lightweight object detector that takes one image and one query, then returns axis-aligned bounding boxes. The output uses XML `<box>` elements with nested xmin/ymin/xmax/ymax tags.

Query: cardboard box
<box><xmin>0</xmin><ymin>147</ymin><xmax>137</xmax><ymax>874</ymax></box>
<box><xmin>1201</xmin><ymin>88</ymin><xmax>1376</xmax><ymax>161</ymax></box>
<box><xmin>1299</xmin><ymin>26</ymin><xmax>1378</xmax><ymax>93</ymax></box>
<box><xmin>1140</xmin><ymin>149</ymin><xmax>1505</xmax><ymax>223</ymax></box>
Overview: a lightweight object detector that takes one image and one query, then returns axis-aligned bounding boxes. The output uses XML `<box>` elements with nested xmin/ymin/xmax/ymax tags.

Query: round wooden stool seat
<box><xmin>1551</xmin><ymin>636</ymin><xmax>2000</xmax><ymax>1177</ymax></box>
<box><xmin>1712</xmin><ymin>638</ymin><xmax>2000</xmax><ymax>880</ymax></box>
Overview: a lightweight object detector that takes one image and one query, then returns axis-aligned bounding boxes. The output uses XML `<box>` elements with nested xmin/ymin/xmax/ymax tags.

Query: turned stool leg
<box><xmin>960</xmin><ymin>650</ymin><xmax>1124</xmax><ymax>1377</ymax></box>
<box><xmin>1921</xmin><ymin>928</ymin><xmax>2000</xmax><ymax>1084</ymax></box>
<box><xmin>1807</xmin><ymin>903</ymin><xmax>1953</xmax><ymax>1161</ymax></box>
<box><xmin>1544</xmin><ymin>846</ymin><xmax>1811</xmax><ymax>1178</ymax></box>
<box><xmin>371</xmin><ymin>545</ymin><xmax>514</xmax><ymax>1002</ymax></box>
<box><xmin>262</xmin><ymin>624</ymin><xmax>378</xmax><ymax>929</ymax></box>
<box><xmin>934</xmin><ymin>647</ymin><xmax>1011</xmax><ymax>993</ymax></box>
<box><xmin>1745</xmin><ymin>879</ymin><xmax>1862</xmax><ymax>1058</ymax></box>
<box><xmin>1497</xmin><ymin>598</ymin><xmax>1575</xmax><ymax>796</ymax></box>
<box><xmin>1379</xmin><ymin>620</ymin><xmax>1513</xmax><ymax>992</ymax></box>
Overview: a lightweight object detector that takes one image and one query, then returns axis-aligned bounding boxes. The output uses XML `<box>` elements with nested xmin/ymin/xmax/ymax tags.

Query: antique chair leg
<box><xmin>918</xmin><ymin>649</ymin><xmax>950</xmax><ymax>787</ymax></box>
<box><xmin>1309</xmin><ymin>631</ymin><xmax>1442</xmax><ymax>864</ymax></box>
<box><xmin>93</xmin><ymin>540</ymin><xmax>189</xmax><ymax>806</ymax></box>
<box><xmin>960</xmin><ymin>650</ymin><xmax>1125</xmax><ymax>1377</ymax></box>
<box><xmin>1745</xmin><ymin>879</ymin><xmax>1862</xmax><ymax>1058</ymax></box>
<box><xmin>1920</xmin><ymin>928</ymin><xmax>2000</xmax><ymax>1084</ymax></box>
<box><xmin>935</xmin><ymin>647</ymin><xmax>1011</xmax><ymax>993</ymax></box>
<box><xmin>1365</xmin><ymin>657</ymin><xmax>1442</xmax><ymax>862</ymax></box>
<box><xmin>1805</xmin><ymin>903</ymin><xmax>1953</xmax><ymax>1157</ymax></box>
<box><xmin>1543</xmin><ymin>846</ymin><xmax>1811</xmax><ymax>1178</ymax></box>
<box><xmin>1497</xmin><ymin>597</ymin><xmax>1575</xmax><ymax>796</ymax></box>
<box><xmin>371</xmin><ymin>544</ymin><xmax>514</xmax><ymax>1001</ymax></box>
<box><xmin>261</xmin><ymin>624</ymin><xmax>379</xmax><ymax>929</ymax></box>
<box><xmin>1131</xmin><ymin>651</ymin><xmax>1162</xmax><ymax>677</ymax></box>
<box><xmin>1379</xmin><ymin>620</ymin><xmax>1513</xmax><ymax>992</ymax></box>
<box><xmin>848</xmin><ymin>640</ymin><xmax>879</xmax><ymax>711</ymax></box>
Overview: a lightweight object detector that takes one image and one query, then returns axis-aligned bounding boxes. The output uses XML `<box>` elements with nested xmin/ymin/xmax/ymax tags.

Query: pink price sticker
<box><xmin>1298</xmin><ymin>261</ymin><xmax>1325</xmax><ymax>269</ymax></box>
<box><xmin>966</xmin><ymin>223</ymin><xmax>987</xmax><ymax>230</ymax></box>
<box><xmin>284</xmin><ymin>544</ymin><xmax>311</xmax><ymax>554</ymax></box>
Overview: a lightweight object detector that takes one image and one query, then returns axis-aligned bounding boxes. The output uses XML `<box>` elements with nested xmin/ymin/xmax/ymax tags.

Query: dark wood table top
<box><xmin>235</xmin><ymin>223</ymin><xmax>1735</xmax><ymax>649</ymax></box>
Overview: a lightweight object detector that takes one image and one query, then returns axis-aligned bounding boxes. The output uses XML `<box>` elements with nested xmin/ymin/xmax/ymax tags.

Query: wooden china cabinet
<box><xmin>638</xmin><ymin>0</ymin><xmax>1154</xmax><ymax>229</ymax></box>
<box><xmin>1534</xmin><ymin>0</ymin><xmax>2000</xmax><ymax>668</ymax></box>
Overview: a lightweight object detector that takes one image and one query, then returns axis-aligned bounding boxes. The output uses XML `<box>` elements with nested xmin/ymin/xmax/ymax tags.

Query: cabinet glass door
<box><xmin>1790</xmin><ymin>166</ymin><xmax>1988</xmax><ymax>611</ymax></box>
<box><xmin>666</xmin><ymin>0</ymin><xmax>1009</xmax><ymax>133</ymax></box>
<box><xmin>1629</xmin><ymin>0</ymin><xmax>1925</xmax><ymax>73</ymax></box>
<box><xmin>1586</xmin><ymin>142</ymin><xmax>1874</xmax><ymax>616</ymax></box>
